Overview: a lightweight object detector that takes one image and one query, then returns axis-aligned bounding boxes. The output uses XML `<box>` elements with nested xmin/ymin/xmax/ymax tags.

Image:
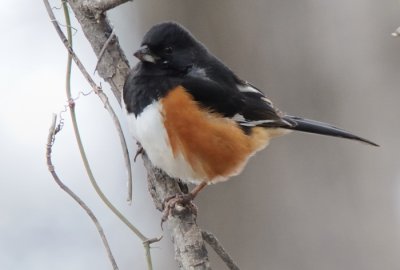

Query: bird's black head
<box><xmin>134</xmin><ymin>22</ymin><xmax>206</xmax><ymax>74</ymax></box>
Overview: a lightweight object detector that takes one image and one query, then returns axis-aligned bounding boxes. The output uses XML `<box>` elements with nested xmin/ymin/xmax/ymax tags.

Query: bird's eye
<box><xmin>163</xmin><ymin>47</ymin><xmax>173</xmax><ymax>55</ymax></box>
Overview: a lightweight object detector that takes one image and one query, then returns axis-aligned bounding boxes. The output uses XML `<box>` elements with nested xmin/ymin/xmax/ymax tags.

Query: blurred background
<box><xmin>1</xmin><ymin>0</ymin><xmax>400</xmax><ymax>269</ymax></box>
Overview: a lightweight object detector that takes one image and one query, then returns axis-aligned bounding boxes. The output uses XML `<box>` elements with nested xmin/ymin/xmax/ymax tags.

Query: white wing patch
<box><xmin>232</xmin><ymin>113</ymin><xmax>246</xmax><ymax>122</ymax></box>
<box><xmin>237</xmin><ymin>83</ymin><xmax>261</xmax><ymax>93</ymax></box>
<box><xmin>232</xmin><ymin>113</ymin><xmax>278</xmax><ymax>127</ymax></box>
<box><xmin>261</xmin><ymin>97</ymin><xmax>274</xmax><ymax>106</ymax></box>
<box><xmin>237</xmin><ymin>83</ymin><xmax>274</xmax><ymax>106</ymax></box>
<box><xmin>239</xmin><ymin>119</ymin><xmax>278</xmax><ymax>127</ymax></box>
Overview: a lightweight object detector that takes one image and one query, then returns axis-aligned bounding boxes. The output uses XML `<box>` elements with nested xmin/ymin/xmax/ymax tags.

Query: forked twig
<box><xmin>46</xmin><ymin>114</ymin><xmax>119</xmax><ymax>270</ymax></box>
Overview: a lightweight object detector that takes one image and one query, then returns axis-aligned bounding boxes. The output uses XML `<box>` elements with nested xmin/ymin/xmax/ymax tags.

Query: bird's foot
<box><xmin>161</xmin><ymin>193</ymin><xmax>198</xmax><ymax>228</ymax></box>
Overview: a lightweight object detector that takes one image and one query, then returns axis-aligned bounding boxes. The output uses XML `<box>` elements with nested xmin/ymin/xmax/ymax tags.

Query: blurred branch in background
<box><xmin>392</xmin><ymin>25</ymin><xmax>400</xmax><ymax>37</ymax></box>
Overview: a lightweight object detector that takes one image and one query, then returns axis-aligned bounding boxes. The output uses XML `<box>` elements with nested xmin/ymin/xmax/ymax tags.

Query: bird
<box><xmin>123</xmin><ymin>22</ymin><xmax>378</xmax><ymax>220</ymax></box>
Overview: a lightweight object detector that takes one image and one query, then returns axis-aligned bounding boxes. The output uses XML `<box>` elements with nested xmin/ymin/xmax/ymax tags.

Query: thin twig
<box><xmin>58</xmin><ymin>0</ymin><xmax>139</xmax><ymax>235</ymax></box>
<box><xmin>46</xmin><ymin>0</ymin><xmax>133</xmax><ymax>205</ymax></box>
<box><xmin>142</xmin><ymin>236</ymin><xmax>163</xmax><ymax>270</ymax></box>
<box><xmin>94</xmin><ymin>27</ymin><xmax>116</xmax><ymax>74</ymax></box>
<box><xmin>66</xmin><ymin>0</ymin><xmax>132</xmax><ymax>203</ymax></box>
<box><xmin>46</xmin><ymin>114</ymin><xmax>119</xmax><ymax>270</ymax></box>
<box><xmin>44</xmin><ymin>1</ymin><xmax>156</xmax><ymax>268</ymax></box>
<box><xmin>202</xmin><ymin>231</ymin><xmax>240</xmax><ymax>270</ymax></box>
<box><xmin>46</xmin><ymin>0</ymin><xmax>134</xmax><ymax>204</ymax></box>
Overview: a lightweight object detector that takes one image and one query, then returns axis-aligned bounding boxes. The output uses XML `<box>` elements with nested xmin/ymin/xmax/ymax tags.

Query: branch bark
<box><xmin>143</xmin><ymin>154</ymin><xmax>210</xmax><ymax>269</ymax></box>
<box><xmin>202</xmin><ymin>231</ymin><xmax>240</xmax><ymax>270</ymax></box>
<box><xmin>66</xmin><ymin>1</ymin><xmax>211</xmax><ymax>269</ymax></box>
<box><xmin>80</xmin><ymin>0</ymin><xmax>132</xmax><ymax>14</ymax></box>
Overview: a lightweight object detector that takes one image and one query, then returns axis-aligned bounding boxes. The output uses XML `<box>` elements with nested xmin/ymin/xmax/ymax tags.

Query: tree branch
<box><xmin>202</xmin><ymin>231</ymin><xmax>240</xmax><ymax>270</ymax></box>
<box><xmin>67</xmin><ymin>0</ymin><xmax>131</xmax><ymax>104</ymax></box>
<box><xmin>80</xmin><ymin>0</ymin><xmax>132</xmax><ymax>15</ymax></box>
<box><xmin>142</xmin><ymin>154</ymin><xmax>211</xmax><ymax>269</ymax></box>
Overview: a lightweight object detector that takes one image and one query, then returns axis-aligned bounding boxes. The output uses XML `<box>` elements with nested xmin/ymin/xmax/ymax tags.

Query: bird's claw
<box><xmin>161</xmin><ymin>193</ymin><xmax>198</xmax><ymax>229</ymax></box>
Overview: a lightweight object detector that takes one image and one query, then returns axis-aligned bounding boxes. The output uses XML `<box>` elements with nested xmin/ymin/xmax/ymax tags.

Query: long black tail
<box><xmin>282</xmin><ymin>115</ymin><xmax>379</xmax><ymax>147</ymax></box>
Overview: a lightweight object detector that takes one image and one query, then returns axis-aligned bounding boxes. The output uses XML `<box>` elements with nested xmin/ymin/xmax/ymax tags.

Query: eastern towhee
<box><xmin>123</xmin><ymin>22</ymin><xmax>378</xmax><ymax>220</ymax></box>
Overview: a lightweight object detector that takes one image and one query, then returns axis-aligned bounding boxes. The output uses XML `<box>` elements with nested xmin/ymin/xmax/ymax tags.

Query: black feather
<box><xmin>283</xmin><ymin>115</ymin><xmax>379</xmax><ymax>146</ymax></box>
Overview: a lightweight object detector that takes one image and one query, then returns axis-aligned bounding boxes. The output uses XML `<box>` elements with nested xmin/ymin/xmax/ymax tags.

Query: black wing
<box><xmin>181</xmin><ymin>71</ymin><xmax>378</xmax><ymax>146</ymax></box>
<box><xmin>181</xmin><ymin>73</ymin><xmax>293</xmax><ymax>129</ymax></box>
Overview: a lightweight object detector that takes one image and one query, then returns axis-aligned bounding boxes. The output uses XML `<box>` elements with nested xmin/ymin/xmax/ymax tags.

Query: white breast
<box><xmin>124</xmin><ymin>102</ymin><xmax>202</xmax><ymax>184</ymax></box>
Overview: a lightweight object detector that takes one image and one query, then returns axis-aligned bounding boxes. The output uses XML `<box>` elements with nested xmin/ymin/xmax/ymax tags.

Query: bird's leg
<box><xmin>161</xmin><ymin>181</ymin><xmax>207</xmax><ymax>227</ymax></box>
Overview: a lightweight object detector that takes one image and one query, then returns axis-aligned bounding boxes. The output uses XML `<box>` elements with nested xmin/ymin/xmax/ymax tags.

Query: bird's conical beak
<box><xmin>134</xmin><ymin>45</ymin><xmax>158</xmax><ymax>63</ymax></box>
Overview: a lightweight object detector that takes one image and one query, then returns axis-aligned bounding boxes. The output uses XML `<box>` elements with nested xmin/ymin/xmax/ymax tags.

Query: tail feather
<box><xmin>282</xmin><ymin>115</ymin><xmax>379</xmax><ymax>147</ymax></box>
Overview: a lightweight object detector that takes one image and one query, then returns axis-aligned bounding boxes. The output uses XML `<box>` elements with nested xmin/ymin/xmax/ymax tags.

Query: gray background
<box><xmin>1</xmin><ymin>0</ymin><xmax>400</xmax><ymax>269</ymax></box>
